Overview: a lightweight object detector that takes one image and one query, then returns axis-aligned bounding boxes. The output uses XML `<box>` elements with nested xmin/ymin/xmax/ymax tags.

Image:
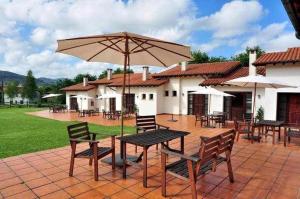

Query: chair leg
<box><xmin>112</xmin><ymin>149</ymin><xmax>115</xmax><ymax>170</ymax></box>
<box><xmin>187</xmin><ymin>160</ymin><xmax>197</xmax><ymax>199</ymax></box>
<box><xmin>236</xmin><ymin>133</ymin><xmax>240</xmax><ymax>142</ymax></box>
<box><xmin>156</xmin><ymin>144</ymin><xmax>158</xmax><ymax>150</ymax></box>
<box><xmin>93</xmin><ymin>144</ymin><xmax>98</xmax><ymax>181</ymax></box>
<box><xmin>69</xmin><ymin>142</ymin><xmax>76</xmax><ymax>177</ymax></box>
<box><xmin>89</xmin><ymin>158</ymin><xmax>93</xmax><ymax>166</ymax></box>
<box><xmin>226</xmin><ymin>151</ymin><xmax>234</xmax><ymax>183</ymax></box>
<box><xmin>135</xmin><ymin>145</ymin><xmax>137</xmax><ymax>153</ymax></box>
<box><xmin>161</xmin><ymin>153</ymin><xmax>167</xmax><ymax>197</ymax></box>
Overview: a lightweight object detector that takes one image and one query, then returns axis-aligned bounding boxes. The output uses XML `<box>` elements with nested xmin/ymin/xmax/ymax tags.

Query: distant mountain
<box><xmin>0</xmin><ymin>70</ymin><xmax>59</xmax><ymax>85</ymax></box>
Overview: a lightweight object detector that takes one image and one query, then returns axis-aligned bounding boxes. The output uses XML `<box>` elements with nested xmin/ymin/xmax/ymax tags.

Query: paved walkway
<box><xmin>1</xmin><ymin>111</ymin><xmax>300</xmax><ymax>198</ymax></box>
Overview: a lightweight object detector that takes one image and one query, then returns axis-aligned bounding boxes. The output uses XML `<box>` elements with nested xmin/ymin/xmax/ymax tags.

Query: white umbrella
<box><xmin>97</xmin><ymin>93</ymin><xmax>121</xmax><ymax>99</ymax></box>
<box><xmin>190</xmin><ymin>87</ymin><xmax>234</xmax><ymax>114</ymax></box>
<box><xmin>42</xmin><ymin>93</ymin><xmax>62</xmax><ymax>99</ymax></box>
<box><xmin>225</xmin><ymin>75</ymin><xmax>296</xmax><ymax>121</ymax></box>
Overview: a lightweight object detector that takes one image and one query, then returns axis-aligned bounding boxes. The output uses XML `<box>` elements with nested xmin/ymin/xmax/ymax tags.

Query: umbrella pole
<box><xmin>252</xmin><ymin>82</ymin><xmax>257</xmax><ymax>123</ymax></box>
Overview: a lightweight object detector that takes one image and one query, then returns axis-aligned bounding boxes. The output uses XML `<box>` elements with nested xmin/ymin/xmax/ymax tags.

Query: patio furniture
<box><xmin>211</xmin><ymin>111</ymin><xmax>227</xmax><ymax>128</ymax></box>
<box><xmin>235</xmin><ymin>121</ymin><xmax>254</xmax><ymax>143</ymax></box>
<box><xmin>161</xmin><ymin>129</ymin><xmax>236</xmax><ymax>199</ymax></box>
<box><xmin>135</xmin><ymin>115</ymin><xmax>170</xmax><ymax>152</ymax></box>
<box><xmin>195</xmin><ymin>114</ymin><xmax>208</xmax><ymax>127</ymax></box>
<box><xmin>257</xmin><ymin>120</ymin><xmax>284</xmax><ymax>144</ymax></box>
<box><xmin>67</xmin><ymin>122</ymin><xmax>115</xmax><ymax>181</ymax></box>
<box><xmin>284</xmin><ymin>123</ymin><xmax>300</xmax><ymax>146</ymax></box>
<box><xmin>118</xmin><ymin>129</ymin><xmax>189</xmax><ymax>188</ymax></box>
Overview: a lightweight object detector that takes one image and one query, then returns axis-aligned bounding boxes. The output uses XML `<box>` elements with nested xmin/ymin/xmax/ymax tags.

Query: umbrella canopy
<box><xmin>225</xmin><ymin>75</ymin><xmax>296</xmax><ymax>121</ymax></box>
<box><xmin>56</xmin><ymin>32</ymin><xmax>191</xmax><ymax>67</ymax></box>
<box><xmin>56</xmin><ymin>32</ymin><xmax>191</xmax><ymax>137</ymax></box>
<box><xmin>190</xmin><ymin>87</ymin><xmax>234</xmax><ymax>114</ymax></box>
<box><xmin>70</xmin><ymin>95</ymin><xmax>93</xmax><ymax>99</ymax></box>
<box><xmin>225</xmin><ymin>75</ymin><xmax>296</xmax><ymax>89</ymax></box>
<box><xmin>97</xmin><ymin>93</ymin><xmax>121</xmax><ymax>99</ymax></box>
<box><xmin>190</xmin><ymin>87</ymin><xmax>234</xmax><ymax>97</ymax></box>
<box><xmin>42</xmin><ymin>94</ymin><xmax>62</xmax><ymax>99</ymax></box>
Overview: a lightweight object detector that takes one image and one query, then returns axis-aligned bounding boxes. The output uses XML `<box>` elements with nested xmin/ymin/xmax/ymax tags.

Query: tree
<box><xmin>98</xmin><ymin>68</ymin><xmax>134</xmax><ymax>79</ymax></box>
<box><xmin>232</xmin><ymin>46</ymin><xmax>265</xmax><ymax>66</ymax></box>
<box><xmin>189</xmin><ymin>50</ymin><xmax>209</xmax><ymax>64</ymax></box>
<box><xmin>5</xmin><ymin>81</ymin><xmax>18</xmax><ymax>103</ymax></box>
<box><xmin>189</xmin><ymin>50</ymin><xmax>228</xmax><ymax>64</ymax></box>
<box><xmin>22</xmin><ymin>70</ymin><xmax>37</xmax><ymax>102</ymax></box>
<box><xmin>73</xmin><ymin>73</ymin><xmax>97</xmax><ymax>84</ymax></box>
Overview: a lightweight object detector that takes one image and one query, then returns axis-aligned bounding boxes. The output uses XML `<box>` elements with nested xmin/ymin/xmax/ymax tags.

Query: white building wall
<box><xmin>66</xmin><ymin>89</ymin><xmax>97</xmax><ymax>110</ymax></box>
<box><xmin>264</xmin><ymin>63</ymin><xmax>300</xmax><ymax>120</ymax></box>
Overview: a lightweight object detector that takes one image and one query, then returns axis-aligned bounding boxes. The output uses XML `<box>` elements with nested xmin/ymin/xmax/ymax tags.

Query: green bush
<box><xmin>256</xmin><ymin>106</ymin><xmax>264</xmax><ymax>121</ymax></box>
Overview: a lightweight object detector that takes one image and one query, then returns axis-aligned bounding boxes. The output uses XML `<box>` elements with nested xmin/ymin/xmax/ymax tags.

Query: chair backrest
<box><xmin>136</xmin><ymin>115</ymin><xmax>157</xmax><ymax>132</ymax></box>
<box><xmin>199</xmin><ymin>129</ymin><xmax>236</xmax><ymax>164</ymax></box>
<box><xmin>67</xmin><ymin>122</ymin><xmax>90</xmax><ymax>141</ymax></box>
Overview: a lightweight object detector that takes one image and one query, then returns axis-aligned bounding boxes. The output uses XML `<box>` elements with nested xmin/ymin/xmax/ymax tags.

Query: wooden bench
<box><xmin>135</xmin><ymin>115</ymin><xmax>169</xmax><ymax>152</ymax></box>
<box><xmin>161</xmin><ymin>129</ymin><xmax>236</xmax><ymax>199</ymax></box>
<box><xmin>67</xmin><ymin>122</ymin><xmax>115</xmax><ymax>181</ymax></box>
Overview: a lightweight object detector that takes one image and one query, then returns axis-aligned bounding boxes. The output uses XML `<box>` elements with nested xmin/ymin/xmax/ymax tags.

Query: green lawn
<box><xmin>0</xmin><ymin>108</ymin><xmax>135</xmax><ymax>158</ymax></box>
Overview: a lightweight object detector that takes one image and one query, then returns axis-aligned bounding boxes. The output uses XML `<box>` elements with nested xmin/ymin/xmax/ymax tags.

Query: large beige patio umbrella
<box><xmin>56</xmin><ymin>32</ymin><xmax>191</xmax><ymax>136</ymax></box>
<box><xmin>56</xmin><ymin>32</ymin><xmax>191</xmax><ymax>165</ymax></box>
<box><xmin>225</xmin><ymin>75</ymin><xmax>296</xmax><ymax>122</ymax></box>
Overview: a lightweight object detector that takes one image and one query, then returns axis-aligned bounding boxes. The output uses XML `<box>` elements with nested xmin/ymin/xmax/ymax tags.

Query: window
<box><xmin>142</xmin><ymin>94</ymin><xmax>146</xmax><ymax>100</ymax></box>
<box><xmin>165</xmin><ymin>90</ymin><xmax>169</xmax><ymax>97</ymax></box>
<box><xmin>172</xmin><ymin>90</ymin><xmax>177</xmax><ymax>97</ymax></box>
<box><xmin>91</xmin><ymin>100</ymin><xmax>94</xmax><ymax>106</ymax></box>
<box><xmin>149</xmin><ymin>94</ymin><xmax>154</xmax><ymax>100</ymax></box>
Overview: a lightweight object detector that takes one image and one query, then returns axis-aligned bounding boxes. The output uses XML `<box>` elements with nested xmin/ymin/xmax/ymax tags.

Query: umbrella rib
<box><xmin>104</xmin><ymin>37</ymin><xmax>125</xmax><ymax>53</ymax></box>
<box><xmin>130</xmin><ymin>36</ymin><xmax>189</xmax><ymax>47</ymax></box>
<box><xmin>134</xmin><ymin>37</ymin><xmax>191</xmax><ymax>59</ymax></box>
<box><xmin>97</xmin><ymin>39</ymin><xmax>124</xmax><ymax>53</ymax></box>
<box><xmin>129</xmin><ymin>37</ymin><xmax>167</xmax><ymax>66</ymax></box>
<box><xmin>131</xmin><ymin>46</ymin><xmax>154</xmax><ymax>54</ymax></box>
<box><xmin>56</xmin><ymin>37</ymin><xmax>121</xmax><ymax>52</ymax></box>
<box><xmin>129</xmin><ymin>39</ymin><xmax>149</xmax><ymax>53</ymax></box>
<box><xmin>87</xmin><ymin>39</ymin><xmax>123</xmax><ymax>61</ymax></box>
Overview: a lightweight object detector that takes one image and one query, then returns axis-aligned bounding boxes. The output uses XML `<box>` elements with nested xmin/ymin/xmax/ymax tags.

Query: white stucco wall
<box><xmin>66</xmin><ymin>89</ymin><xmax>96</xmax><ymax>110</ymax></box>
<box><xmin>263</xmin><ymin>63</ymin><xmax>300</xmax><ymax>120</ymax></box>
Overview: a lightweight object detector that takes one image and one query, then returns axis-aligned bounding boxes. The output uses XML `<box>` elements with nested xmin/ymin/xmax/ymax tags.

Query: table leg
<box><xmin>143</xmin><ymin>146</ymin><xmax>148</xmax><ymax>188</ymax></box>
<box><xmin>284</xmin><ymin>127</ymin><xmax>287</xmax><ymax>147</ymax></box>
<box><xmin>278</xmin><ymin>126</ymin><xmax>281</xmax><ymax>141</ymax></box>
<box><xmin>272</xmin><ymin>126</ymin><xmax>275</xmax><ymax>145</ymax></box>
<box><xmin>122</xmin><ymin>141</ymin><xmax>127</xmax><ymax>179</ymax></box>
<box><xmin>181</xmin><ymin>136</ymin><xmax>184</xmax><ymax>153</ymax></box>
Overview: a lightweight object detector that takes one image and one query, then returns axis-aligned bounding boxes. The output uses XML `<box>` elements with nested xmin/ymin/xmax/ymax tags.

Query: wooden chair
<box><xmin>161</xmin><ymin>129</ymin><xmax>236</xmax><ymax>199</ymax></box>
<box><xmin>195</xmin><ymin>115</ymin><xmax>208</xmax><ymax>127</ymax></box>
<box><xmin>135</xmin><ymin>115</ymin><xmax>170</xmax><ymax>152</ymax></box>
<box><xmin>67</xmin><ymin>122</ymin><xmax>115</xmax><ymax>181</ymax></box>
<box><xmin>284</xmin><ymin>124</ymin><xmax>300</xmax><ymax>147</ymax></box>
<box><xmin>234</xmin><ymin>120</ymin><xmax>254</xmax><ymax>143</ymax></box>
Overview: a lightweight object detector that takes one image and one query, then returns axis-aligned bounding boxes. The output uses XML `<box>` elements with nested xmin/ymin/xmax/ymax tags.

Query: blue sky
<box><xmin>0</xmin><ymin>0</ymin><xmax>299</xmax><ymax>78</ymax></box>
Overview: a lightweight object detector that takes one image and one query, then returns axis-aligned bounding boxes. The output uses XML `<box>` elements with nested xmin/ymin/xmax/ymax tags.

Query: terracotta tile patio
<box><xmin>2</xmin><ymin>111</ymin><xmax>300</xmax><ymax>199</ymax></box>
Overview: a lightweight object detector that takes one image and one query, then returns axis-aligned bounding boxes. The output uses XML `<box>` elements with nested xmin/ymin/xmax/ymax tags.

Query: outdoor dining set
<box><xmin>66</xmin><ymin>115</ymin><xmax>236</xmax><ymax>199</ymax></box>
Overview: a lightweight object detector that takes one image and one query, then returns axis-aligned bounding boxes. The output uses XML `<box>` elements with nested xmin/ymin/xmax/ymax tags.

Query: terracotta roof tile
<box><xmin>201</xmin><ymin>66</ymin><xmax>265</xmax><ymax>86</ymax></box>
<box><xmin>153</xmin><ymin>61</ymin><xmax>241</xmax><ymax>77</ymax></box>
<box><xmin>61</xmin><ymin>83</ymin><xmax>95</xmax><ymax>91</ymax></box>
<box><xmin>89</xmin><ymin>74</ymin><xmax>124</xmax><ymax>85</ymax></box>
<box><xmin>107</xmin><ymin>73</ymin><xmax>168</xmax><ymax>87</ymax></box>
<box><xmin>254</xmin><ymin>47</ymin><xmax>300</xmax><ymax>66</ymax></box>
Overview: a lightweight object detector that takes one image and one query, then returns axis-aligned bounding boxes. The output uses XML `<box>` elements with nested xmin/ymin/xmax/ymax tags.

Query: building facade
<box><xmin>62</xmin><ymin>47</ymin><xmax>300</xmax><ymax>123</ymax></box>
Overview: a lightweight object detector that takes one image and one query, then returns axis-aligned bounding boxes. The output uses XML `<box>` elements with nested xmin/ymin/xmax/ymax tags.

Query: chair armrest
<box><xmin>136</xmin><ymin>126</ymin><xmax>146</xmax><ymax>132</ymax></box>
<box><xmin>161</xmin><ymin>148</ymin><xmax>200</xmax><ymax>162</ymax></box>
<box><xmin>157</xmin><ymin>124</ymin><xmax>170</xmax><ymax>129</ymax></box>
<box><xmin>69</xmin><ymin>138</ymin><xmax>99</xmax><ymax>144</ymax></box>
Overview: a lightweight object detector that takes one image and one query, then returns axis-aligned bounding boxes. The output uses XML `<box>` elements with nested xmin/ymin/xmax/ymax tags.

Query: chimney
<box><xmin>142</xmin><ymin>66</ymin><xmax>149</xmax><ymax>81</ymax></box>
<box><xmin>83</xmin><ymin>77</ymin><xmax>88</xmax><ymax>86</ymax></box>
<box><xmin>249</xmin><ymin>50</ymin><xmax>257</xmax><ymax>76</ymax></box>
<box><xmin>107</xmin><ymin>69</ymin><xmax>112</xmax><ymax>80</ymax></box>
<box><xmin>181</xmin><ymin>61</ymin><xmax>187</xmax><ymax>71</ymax></box>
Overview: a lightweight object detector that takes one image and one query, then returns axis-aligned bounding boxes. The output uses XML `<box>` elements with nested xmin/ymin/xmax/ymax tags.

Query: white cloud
<box><xmin>197</xmin><ymin>0</ymin><xmax>264</xmax><ymax>38</ymax></box>
<box><xmin>242</xmin><ymin>22</ymin><xmax>300</xmax><ymax>52</ymax></box>
<box><xmin>30</xmin><ymin>27</ymin><xmax>52</xmax><ymax>46</ymax></box>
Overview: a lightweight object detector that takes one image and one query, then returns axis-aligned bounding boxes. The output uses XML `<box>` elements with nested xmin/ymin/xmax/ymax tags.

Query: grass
<box><xmin>0</xmin><ymin>107</ymin><xmax>135</xmax><ymax>158</ymax></box>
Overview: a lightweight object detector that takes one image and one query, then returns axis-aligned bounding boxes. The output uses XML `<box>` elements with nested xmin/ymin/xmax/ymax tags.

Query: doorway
<box><xmin>109</xmin><ymin>98</ymin><xmax>116</xmax><ymax>112</ymax></box>
<box><xmin>124</xmin><ymin>93</ymin><xmax>135</xmax><ymax>113</ymax></box>
<box><xmin>187</xmin><ymin>92</ymin><xmax>208</xmax><ymax>115</ymax></box>
<box><xmin>277</xmin><ymin>93</ymin><xmax>300</xmax><ymax>123</ymax></box>
<box><xmin>70</xmin><ymin>95</ymin><xmax>78</xmax><ymax>110</ymax></box>
<box><xmin>224</xmin><ymin>92</ymin><xmax>252</xmax><ymax>120</ymax></box>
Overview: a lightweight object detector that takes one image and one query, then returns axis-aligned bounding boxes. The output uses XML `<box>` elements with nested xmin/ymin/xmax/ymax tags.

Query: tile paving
<box><xmin>1</xmin><ymin>110</ymin><xmax>300</xmax><ymax>198</ymax></box>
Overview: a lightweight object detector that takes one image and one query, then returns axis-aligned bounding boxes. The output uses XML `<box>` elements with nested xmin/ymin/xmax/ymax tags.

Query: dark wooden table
<box><xmin>118</xmin><ymin>129</ymin><xmax>189</xmax><ymax>188</ymax></box>
<box><xmin>256</xmin><ymin>120</ymin><xmax>284</xmax><ymax>144</ymax></box>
